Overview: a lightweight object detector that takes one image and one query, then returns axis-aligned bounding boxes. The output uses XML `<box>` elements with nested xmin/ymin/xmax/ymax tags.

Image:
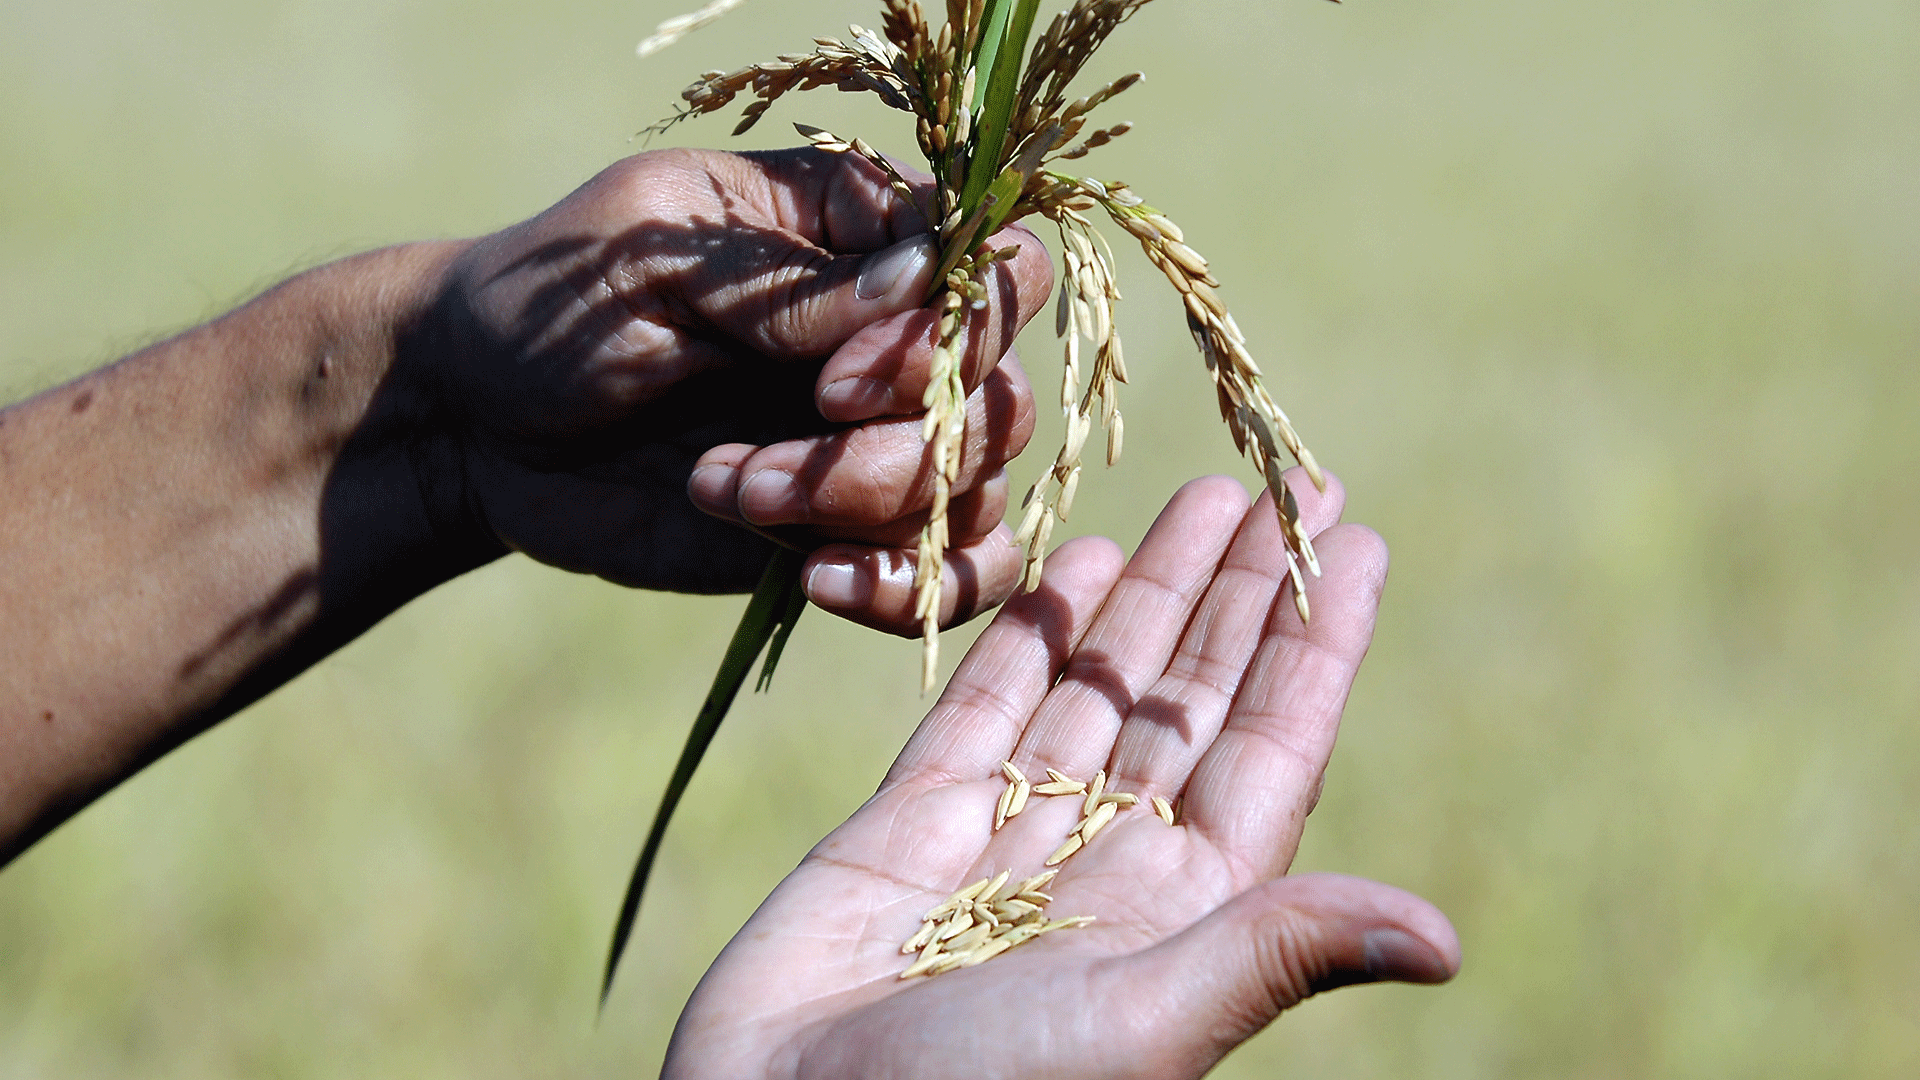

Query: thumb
<box><xmin>694</xmin><ymin>233</ymin><xmax>940</xmax><ymax>362</ymax></box>
<box><xmin>1112</xmin><ymin>873</ymin><xmax>1459</xmax><ymax>1073</ymax></box>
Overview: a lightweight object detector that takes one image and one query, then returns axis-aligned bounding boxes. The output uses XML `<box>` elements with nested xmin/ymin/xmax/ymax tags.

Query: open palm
<box><xmin>662</xmin><ymin>474</ymin><xmax>1458</xmax><ymax>1080</ymax></box>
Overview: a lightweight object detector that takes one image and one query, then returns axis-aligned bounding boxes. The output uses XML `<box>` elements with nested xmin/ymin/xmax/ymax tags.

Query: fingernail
<box><xmin>686</xmin><ymin>463</ymin><xmax>738</xmax><ymax>515</ymax></box>
<box><xmin>819</xmin><ymin>376</ymin><xmax>896</xmax><ymax>419</ymax></box>
<box><xmin>1361</xmin><ymin>928</ymin><xmax>1450</xmax><ymax>984</ymax></box>
<box><xmin>856</xmin><ymin>236</ymin><xmax>937</xmax><ymax>300</ymax></box>
<box><xmin>805</xmin><ymin>560</ymin><xmax>873</xmax><ymax>609</ymax></box>
<box><xmin>738</xmin><ymin>469</ymin><xmax>806</xmax><ymax>524</ymax></box>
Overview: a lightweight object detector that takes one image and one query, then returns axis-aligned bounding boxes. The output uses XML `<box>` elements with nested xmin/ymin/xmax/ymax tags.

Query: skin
<box><xmin>0</xmin><ymin>143</ymin><xmax>1458</xmax><ymax>1069</ymax></box>
<box><xmin>663</xmin><ymin>474</ymin><xmax>1460</xmax><ymax>1080</ymax></box>
<box><xmin>0</xmin><ymin>146</ymin><xmax>1050</xmax><ymax>865</ymax></box>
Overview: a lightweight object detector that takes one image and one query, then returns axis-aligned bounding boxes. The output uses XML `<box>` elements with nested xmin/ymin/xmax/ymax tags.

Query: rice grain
<box><xmin>1082</xmin><ymin>769</ymin><xmax>1107</xmax><ymax>818</ymax></box>
<box><xmin>1044</xmin><ymin>834</ymin><xmax>1084</xmax><ymax>866</ymax></box>
<box><xmin>1008</xmin><ymin>778</ymin><xmax>1031</xmax><ymax>818</ymax></box>
<box><xmin>1080</xmin><ymin>799</ymin><xmax>1118</xmax><ymax>840</ymax></box>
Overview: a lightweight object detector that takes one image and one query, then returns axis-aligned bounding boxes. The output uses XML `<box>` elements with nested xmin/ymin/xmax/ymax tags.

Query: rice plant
<box><xmin>604</xmin><ymin>0</ymin><xmax>1334</xmax><ymax>1000</ymax></box>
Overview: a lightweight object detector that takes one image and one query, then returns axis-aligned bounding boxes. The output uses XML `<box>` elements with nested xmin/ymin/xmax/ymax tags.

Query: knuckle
<box><xmin>756</xmin><ymin>249</ymin><xmax>838</xmax><ymax>357</ymax></box>
<box><xmin>830</xmin><ymin>432</ymin><xmax>910</xmax><ymax>521</ymax></box>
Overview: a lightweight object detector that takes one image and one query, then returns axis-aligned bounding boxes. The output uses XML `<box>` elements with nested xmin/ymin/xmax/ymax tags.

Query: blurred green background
<box><xmin>3</xmin><ymin>0</ymin><xmax>1916</xmax><ymax>1075</ymax></box>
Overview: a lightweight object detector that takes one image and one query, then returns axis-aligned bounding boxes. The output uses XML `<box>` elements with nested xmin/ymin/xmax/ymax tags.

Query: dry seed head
<box><xmin>1034</xmin><ymin>504</ymin><xmax>1056</xmax><ymax>547</ymax></box>
<box><xmin>1057</xmin><ymin>121</ymin><xmax>1134</xmax><ymax>161</ymax></box>
<box><xmin>654</xmin><ymin>0</ymin><xmax>1344</xmax><ymax>989</ymax></box>
<box><xmin>1013</xmin><ymin>495</ymin><xmax>1046</xmax><ymax>547</ymax></box>
<box><xmin>1012</xmin><ymin>207</ymin><xmax>1128</xmax><ymax>595</ymax></box>
<box><xmin>1290</xmin><ymin>557</ymin><xmax>1311</xmax><ymax>622</ymax></box>
<box><xmin>1165</xmin><ymin>240</ymin><xmax>1212</xmax><ymax>280</ymax></box>
<box><xmin>1067</xmin><ymin>186</ymin><xmax>1325</xmax><ymax>596</ymax></box>
<box><xmin>1019</xmin><ymin>548</ymin><xmax>1047</xmax><ymax>595</ymax></box>
<box><xmin>880</xmin><ymin>0</ymin><xmax>929</xmax><ymax>55</ymax></box>
<box><xmin>638</xmin><ymin>0</ymin><xmax>749</xmax><ymax>57</ymax></box>
<box><xmin>912</xmin><ymin>256</ymin><xmax>989</xmax><ymax>692</ymax></box>
<box><xmin>794</xmin><ymin>123</ymin><xmax>853</xmax><ymax>153</ymax></box>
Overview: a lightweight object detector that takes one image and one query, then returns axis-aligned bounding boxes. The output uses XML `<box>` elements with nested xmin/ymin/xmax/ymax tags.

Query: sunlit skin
<box><xmin>0</xmin><ymin>147</ymin><xmax>1048</xmax><ymax>864</ymax></box>
<box><xmin>664</xmin><ymin>475</ymin><xmax>1459</xmax><ymax>1080</ymax></box>
<box><xmin>0</xmin><ymin>142</ymin><xmax>1458</xmax><ymax>1073</ymax></box>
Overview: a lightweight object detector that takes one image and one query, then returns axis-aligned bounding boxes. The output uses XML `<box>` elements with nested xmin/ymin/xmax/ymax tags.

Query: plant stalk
<box><xmin>600</xmin><ymin>548</ymin><xmax>808</xmax><ymax>1005</ymax></box>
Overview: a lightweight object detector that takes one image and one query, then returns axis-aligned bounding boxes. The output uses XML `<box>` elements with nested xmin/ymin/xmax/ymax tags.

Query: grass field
<box><xmin>3</xmin><ymin>0</ymin><xmax>1917</xmax><ymax>1075</ymax></box>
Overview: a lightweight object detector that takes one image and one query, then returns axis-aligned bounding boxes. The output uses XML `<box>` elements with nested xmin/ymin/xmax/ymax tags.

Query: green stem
<box><xmin>960</xmin><ymin>0</ymin><xmax>1042</xmax><ymax>218</ymax></box>
<box><xmin>971</xmin><ymin>0</ymin><xmax>1016</xmax><ymax>99</ymax></box>
<box><xmin>600</xmin><ymin>548</ymin><xmax>808</xmax><ymax>1006</ymax></box>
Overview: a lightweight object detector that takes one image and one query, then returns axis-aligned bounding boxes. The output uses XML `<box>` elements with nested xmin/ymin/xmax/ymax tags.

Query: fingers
<box><xmin>814</xmin><ymin>224</ymin><xmax>1054</xmax><ymax>421</ymax></box>
<box><xmin>1008</xmin><ymin>476</ymin><xmax>1255</xmax><ymax>781</ymax></box>
<box><xmin>667</xmin><ymin>231</ymin><xmax>943</xmax><ymax>363</ymax></box>
<box><xmin>687</xmin><ymin>357</ymin><xmax>1035</xmax><ymax>536</ymax></box>
<box><xmin>1180</xmin><ymin>522</ymin><xmax>1390</xmax><ymax>882</ymax></box>
<box><xmin>800</xmin><ymin>523</ymin><xmax>1026</xmax><ymax>637</ymax></box>
<box><xmin>651</xmin><ymin>148</ymin><xmax>1041</xmax><ymax>366</ymax></box>
<box><xmin>1106</xmin><ymin>873</ymin><xmax>1457</xmax><ymax>1075</ymax></box>
<box><xmin>465</xmin><ymin>449</ymin><xmax>778</xmax><ymax>595</ymax></box>
<box><xmin>606</xmin><ymin>147</ymin><xmax>935</xmax><ymax>363</ymax></box>
<box><xmin>1107</xmin><ymin>472</ymin><xmax>1347</xmax><ymax>799</ymax></box>
<box><xmin>883</xmin><ymin>535</ymin><xmax>1128</xmax><ymax>787</ymax></box>
<box><xmin>734</xmin><ymin>146</ymin><xmax>932</xmax><ymax>250</ymax></box>
<box><xmin>795</xmin><ymin>472</ymin><xmax>1009</xmax><ymax>550</ymax></box>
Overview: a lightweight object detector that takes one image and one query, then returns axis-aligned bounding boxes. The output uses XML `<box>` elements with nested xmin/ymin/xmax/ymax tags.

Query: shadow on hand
<box><xmin>385</xmin><ymin>164</ymin><xmax>1026</xmax><ymax>597</ymax></box>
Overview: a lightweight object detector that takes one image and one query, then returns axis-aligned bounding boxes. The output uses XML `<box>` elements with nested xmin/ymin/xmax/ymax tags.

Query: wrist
<box><xmin>303</xmin><ymin>239</ymin><xmax>506</xmax><ymax>602</ymax></box>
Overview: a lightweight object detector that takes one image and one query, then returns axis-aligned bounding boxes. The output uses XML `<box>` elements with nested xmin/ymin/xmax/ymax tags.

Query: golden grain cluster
<box><xmin>607</xmin><ymin>0</ymin><xmax>1329</xmax><ymax>994</ymax></box>
<box><xmin>646</xmin><ymin>0</ymin><xmax>1328</xmax><ymax>678</ymax></box>
<box><xmin>896</xmin><ymin>760</ymin><xmax>1177</xmax><ymax>979</ymax></box>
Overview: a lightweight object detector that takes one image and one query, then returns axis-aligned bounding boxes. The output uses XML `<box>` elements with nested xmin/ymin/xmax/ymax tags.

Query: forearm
<box><xmin>0</xmin><ymin>241</ymin><xmax>491</xmax><ymax>863</ymax></box>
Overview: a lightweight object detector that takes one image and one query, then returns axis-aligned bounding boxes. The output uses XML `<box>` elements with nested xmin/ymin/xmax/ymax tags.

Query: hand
<box><xmin>659</xmin><ymin>473</ymin><xmax>1459</xmax><ymax>1079</ymax></box>
<box><xmin>405</xmin><ymin>146</ymin><xmax>1050</xmax><ymax>632</ymax></box>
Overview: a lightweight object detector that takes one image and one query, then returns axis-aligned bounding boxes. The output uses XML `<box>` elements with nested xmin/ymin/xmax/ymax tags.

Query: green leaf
<box><xmin>756</xmin><ymin>557</ymin><xmax>809</xmax><ymax>692</ymax></box>
<box><xmin>600</xmin><ymin>548</ymin><xmax>809</xmax><ymax>1006</ymax></box>
<box><xmin>970</xmin><ymin>0</ymin><xmax>1016</xmax><ymax>99</ymax></box>
<box><xmin>960</xmin><ymin>0</ymin><xmax>1042</xmax><ymax>219</ymax></box>
<box><xmin>975</xmin><ymin>159</ymin><xmax>1034</xmax><ymax>243</ymax></box>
